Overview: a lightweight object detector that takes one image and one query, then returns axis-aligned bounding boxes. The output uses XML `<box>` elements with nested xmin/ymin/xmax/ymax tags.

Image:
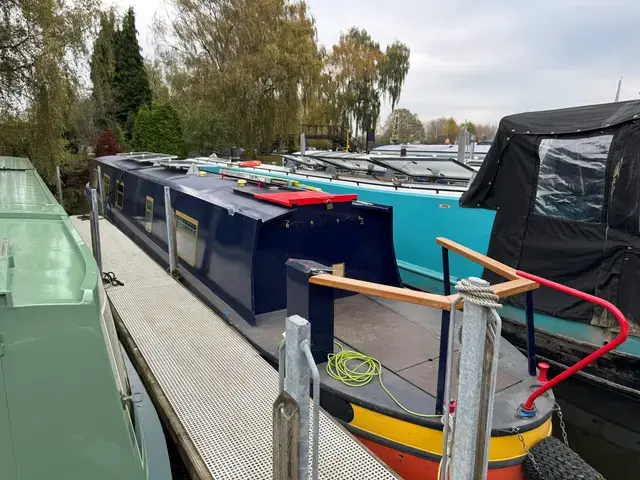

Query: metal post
<box><xmin>469</xmin><ymin>135</ymin><xmax>476</xmax><ymax>160</ymax></box>
<box><xmin>284</xmin><ymin>315</ymin><xmax>311</xmax><ymax>479</ymax></box>
<box><xmin>435</xmin><ymin>247</ymin><xmax>452</xmax><ymax>414</ymax></box>
<box><xmin>457</xmin><ymin>126</ymin><xmax>467</xmax><ymax>164</ymax></box>
<box><xmin>55</xmin><ymin>166</ymin><xmax>63</xmax><ymax>207</ymax></box>
<box><xmin>525</xmin><ymin>291</ymin><xmax>537</xmax><ymax>376</ymax></box>
<box><xmin>164</xmin><ymin>186</ymin><xmax>178</xmax><ymax>276</ymax></box>
<box><xmin>97</xmin><ymin>165</ymin><xmax>104</xmax><ymax>215</ymax></box>
<box><xmin>451</xmin><ymin>277</ymin><xmax>489</xmax><ymax>480</ymax></box>
<box><xmin>90</xmin><ymin>188</ymin><xmax>102</xmax><ymax>273</ymax></box>
<box><xmin>300</xmin><ymin>133</ymin><xmax>306</xmax><ymax>157</ymax></box>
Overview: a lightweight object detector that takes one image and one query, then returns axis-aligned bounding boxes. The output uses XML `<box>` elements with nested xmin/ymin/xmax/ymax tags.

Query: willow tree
<box><xmin>155</xmin><ymin>0</ymin><xmax>322</xmax><ymax>154</ymax></box>
<box><xmin>327</xmin><ymin>28</ymin><xmax>410</xmax><ymax>138</ymax></box>
<box><xmin>0</xmin><ymin>0</ymin><xmax>97</xmax><ymax>180</ymax></box>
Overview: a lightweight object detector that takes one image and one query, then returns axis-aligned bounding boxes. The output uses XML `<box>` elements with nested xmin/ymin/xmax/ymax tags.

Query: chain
<box><xmin>556</xmin><ymin>403</ymin><xmax>569</xmax><ymax>446</ymax></box>
<box><xmin>515</xmin><ymin>427</ymin><xmax>546</xmax><ymax>480</ymax></box>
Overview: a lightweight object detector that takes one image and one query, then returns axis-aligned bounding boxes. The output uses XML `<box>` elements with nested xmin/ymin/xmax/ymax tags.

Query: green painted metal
<box><xmin>0</xmin><ymin>157</ymin><xmax>147</xmax><ymax>479</ymax></box>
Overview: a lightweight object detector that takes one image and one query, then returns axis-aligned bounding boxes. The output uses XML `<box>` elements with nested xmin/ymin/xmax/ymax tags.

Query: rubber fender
<box><xmin>523</xmin><ymin>437</ymin><xmax>604</xmax><ymax>480</ymax></box>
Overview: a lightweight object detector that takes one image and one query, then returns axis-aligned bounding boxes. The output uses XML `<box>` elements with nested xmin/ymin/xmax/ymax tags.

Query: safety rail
<box><xmin>309</xmin><ymin>273</ymin><xmax>537</xmax><ymax>310</ymax></box>
<box><xmin>517</xmin><ymin>270</ymin><xmax>629</xmax><ymax>413</ymax></box>
<box><xmin>436</xmin><ymin>237</ymin><xmax>539</xmax><ymax>412</ymax></box>
<box><xmin>299</xmin><ymin>238</ymin><xmax>539</xmax><ymax>415</ymax></box>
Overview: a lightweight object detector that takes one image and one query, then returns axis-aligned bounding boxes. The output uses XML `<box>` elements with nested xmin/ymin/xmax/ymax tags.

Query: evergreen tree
<box><xmin>113</xmin><ymin>7</ymin><xmax>151</xmax><ymax>137</ymax></box>
<box><xmin>90</xmin><ymin>11</ymin><xmax>117</xmax><ymax>130</ymax></box>
<box><xmin>131</xmin><ymin>103</ymin><xmax>186</xmax><ymax>157</ymax></box>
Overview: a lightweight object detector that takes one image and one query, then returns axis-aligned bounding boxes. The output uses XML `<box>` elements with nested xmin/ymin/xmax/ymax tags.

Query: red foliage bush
<box><xmin>95</xmin><ymin>129</ymin><xmax>123</xmax><ymax>157</ymax></box>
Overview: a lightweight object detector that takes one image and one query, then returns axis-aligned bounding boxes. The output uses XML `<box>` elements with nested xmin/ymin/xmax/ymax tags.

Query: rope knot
<box><xmin>455</xmin><ymin>278</ymin><xmax>502</xmax><ymax>309</ymax></box>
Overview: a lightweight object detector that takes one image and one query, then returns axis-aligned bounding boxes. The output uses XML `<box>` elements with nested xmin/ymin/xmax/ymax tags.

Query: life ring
<box><xmin>238</xmin><ymin>160</ymin><xmax>262</xmax><ymax>167</ymax></box>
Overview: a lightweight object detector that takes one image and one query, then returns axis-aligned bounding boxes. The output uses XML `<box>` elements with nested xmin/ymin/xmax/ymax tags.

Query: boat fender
<box><xmin>523</xmin><ymin>437</ymin><xmax>603</xmax><ymax>480</ymax></box>
<box><xmin>239</xmin><ymin>160</ymin><xmax>262</xmax><ymax>167</ymax></box>
<box><xmin>237</xmin><ymin>179</ymin><xmax>247</xmax><ymax>186</ymax></box>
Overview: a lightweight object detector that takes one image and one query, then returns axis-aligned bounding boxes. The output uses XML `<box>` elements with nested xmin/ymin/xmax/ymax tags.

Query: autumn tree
<box><xmin>378</xmin><ymin>108</ymin><xmax>425</xmax><ymax>144</ymax></box>
<box><xmin>442</xmin><ymin>118</ymin><xmax>460</xmax><ymax>143</ymax></box>
<box><xmin>327</xmin><ymin>28</ymin><xmax>410</xmax><ymax>138</ymax></box>
<box><xmin>0</xmin><ymin>0</ymin><xmax>97</xmax><ymax>180</ymax></box>
<box><xmin>113</xmin><ymin>7</ymin><xmax>151</xmax><ymax>138</ymax></box>
<box><xmin>155</xmin><ymin>0</ymin><xmax>322</xmax><ymax>154</ymax></box>
<box><xmin>460</xmin><ymin>121</ymin><xmax>476</xmax><ymax>136</ymax></box>
<box><xmin>475</xmin><ymin>123</ymin><xmax>498</xmax><ymax>141</ymax></box>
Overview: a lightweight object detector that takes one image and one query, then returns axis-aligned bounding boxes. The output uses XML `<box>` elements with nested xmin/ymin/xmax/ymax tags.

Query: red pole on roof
<box><xmin>516</xmin><ymin>270</ymin><xmax>629</xmax><ymax>412</ymax></box>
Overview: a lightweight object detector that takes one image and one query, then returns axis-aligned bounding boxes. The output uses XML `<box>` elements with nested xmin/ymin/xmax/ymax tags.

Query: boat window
<box><xmin>534</xmin><ymin>135</ymin><xmax>612</xmax><ymax>222</ymax></box>
<box><xmin>115</xmin><ymin>181</ymin><xmax>124</xmax><ymax>210</ymax></box>
<box><xmin>145</xmin><ymin>196</ymin><xmax>153</xmax><ymax>232</ymax></box>
<box><xmin>102</xmin><ymin>174</ymin><xmax>110</xmax><ymax>204</ymax></box>
<box><xmin>176</xmin><ymin>211</ymin><xmax>198</xmax><ymax>266</ymax></box>
<box><xmin>92</xmin><ymin>168</ymin><xmax>98</xmax><ymax>188</ymax></box>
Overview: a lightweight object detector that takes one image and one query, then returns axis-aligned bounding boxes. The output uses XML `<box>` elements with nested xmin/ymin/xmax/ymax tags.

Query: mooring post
<box><xmin>300</xmin><ymin>133</ymin><xmax>306</xmax><ymax>157</ymax></box>
<box><xmin>451</xmin><ymin>277</ymin><xmax>492</xmax><ymax>480</ymax></box>
<box><xmin>55</xmin><ymin>166</ymin><xmax>64</xmax><ymax>207</ymax></box>
<box><xmin>457</xmin><ymin>126</ymin><xmax>467</xmax><ymax>164</ymax></box>
<box><xmin>164</xmin><ymin>186</ymin><xmax>178</xmax><ymax>276</ymax></box>
<box><xmin>272</xmin><ymin>315</ymin><xmax>313</xmax><ymax>479</ymax></box>
<box><xmin>90</xmin><ymin>188</ymin><xmax>102</xmax><ymax>273</ymax></box>
<box><xmin>97</xmin><ymin>165</ymin><xmax>104</xmax><ymax>215</ymax></box>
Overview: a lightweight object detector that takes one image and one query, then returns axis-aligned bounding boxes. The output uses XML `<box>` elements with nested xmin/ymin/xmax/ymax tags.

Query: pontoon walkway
<box><xmin>70</xmin><ymin>215</ymin><xmax>398</xmax><ymax>480</ymax></box>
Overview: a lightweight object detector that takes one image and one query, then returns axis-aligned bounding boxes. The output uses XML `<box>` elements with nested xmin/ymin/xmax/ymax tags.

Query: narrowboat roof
<box><xmin>0</xmin><ymin>156</ymin><xmax>89</xmax><ymax>306</ymax></box>
<box><xmin>98</xmin><ymin>155</ymin><xmax>315</xmax><ymax>222</ymax></box>
<box><xmin>499</xmin><ymin>99</ymin><xmax>640</xmax><ymax>135</ymax></box>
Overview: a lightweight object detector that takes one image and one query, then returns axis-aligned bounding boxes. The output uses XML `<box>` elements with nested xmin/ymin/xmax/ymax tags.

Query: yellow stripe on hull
<box><xmin>350</xmin><ymin>403</ymin><xmax>552</xmax><ymax>462</ymax></box>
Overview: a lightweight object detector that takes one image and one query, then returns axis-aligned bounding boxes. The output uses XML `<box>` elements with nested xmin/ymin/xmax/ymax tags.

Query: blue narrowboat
<box><xmin>199</xmin><ymin>102</ymin><xmax>640</xmax><ymax>405</ymax></box>
<box><xmin>90</xmin><ymin>154</ymin><xmax>556</xmax><ymax>480</ymax></box>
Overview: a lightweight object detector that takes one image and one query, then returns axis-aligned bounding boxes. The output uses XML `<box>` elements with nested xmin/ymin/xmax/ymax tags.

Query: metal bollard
<box><xmin>300</xmin><ymin>133</ymin><xmax>306</xmax><ymax>157</ymax></box>
<box><xmin>55</xmin><ymin>166</ymin><xmax>64</xmax><ymax>207</ymax></box>
<box><xmin>164</xmin><ymin>186</ymin><xmax>178</xmax><ymax>276</ymax></box>
<box><xmin>273</xmin><ymin>315</ymin><xmax>321</xmax><ymax>480</ymax></box>
<box><xmin>89</xmin><ymin>188</ymin><xmax>102</xmax><ymax>273</ymax></box>
<box><xmin>450</xmin><ymin>277</ymin><xmax>501</xmax><ymax>480</ymax></box>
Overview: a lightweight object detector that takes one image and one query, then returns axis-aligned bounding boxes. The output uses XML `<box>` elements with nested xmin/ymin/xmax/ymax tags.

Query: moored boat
<box><xmin>199</xmin><ymin>102</ymin><xmax>640</xmax><ymax>403</ymax></box>
<box><xmin>0</xmin><ymin>156</ymin><xmax>170</xmax><ymax>479</ymax></box>
<box><xmin>91</xmin><ymin>153</ymin><xmax>558</xmax><ymax>479</ymax></box>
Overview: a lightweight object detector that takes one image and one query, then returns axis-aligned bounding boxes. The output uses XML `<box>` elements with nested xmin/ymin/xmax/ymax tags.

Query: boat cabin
<box><xmin>461</xmin><ymin>100</ymin><xmax>640</xmax><ymax>330</ymax></box>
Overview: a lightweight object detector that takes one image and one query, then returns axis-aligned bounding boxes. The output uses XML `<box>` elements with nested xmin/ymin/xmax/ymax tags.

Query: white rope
<box><xmin>455</xmin><ymin>278</ymin><xmax>502</xmax><ymax>309</ymax></box>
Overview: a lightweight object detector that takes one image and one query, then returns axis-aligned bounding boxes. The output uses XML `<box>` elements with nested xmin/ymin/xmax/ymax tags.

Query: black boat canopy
<box><xmin>461</xmin><ymin>100</ymin><xmax>640</xmax><ymax>327</ymax></box>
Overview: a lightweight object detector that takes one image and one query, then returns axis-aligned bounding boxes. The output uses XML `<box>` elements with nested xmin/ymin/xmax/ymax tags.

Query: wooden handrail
<box><xmin>436</xmin><ymin>237</ymin><xmax>518</xmax><ymax>280</ymax></box>
<box><xmin>446</xmin><ymin>278</ymin><xmax>538</xmax><ymax>310</ymax></box>
<box><xmin>309</xmin><ymin>274</ymin><xmax>453</xmax><ymax>311</ymax></box>
<box><xmin>308</xmin><ymin>239</ymin><xmax>539</xmax><ymax>311</ymax></box>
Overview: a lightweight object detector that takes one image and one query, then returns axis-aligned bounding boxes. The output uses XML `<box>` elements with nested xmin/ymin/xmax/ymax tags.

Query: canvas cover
<box><xmin>461</xmin><ymin>100</ymin><xmax>640</xmax><ymax>327</ymax></box>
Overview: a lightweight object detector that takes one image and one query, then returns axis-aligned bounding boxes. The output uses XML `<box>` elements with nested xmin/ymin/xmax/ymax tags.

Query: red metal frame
<box><xmin>516</xmin><ymin>270</ymin><xmax>629</xmax><ymax>411</ymax></box>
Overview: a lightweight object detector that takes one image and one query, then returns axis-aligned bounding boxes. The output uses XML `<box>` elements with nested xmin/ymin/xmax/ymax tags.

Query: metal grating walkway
<box><xmin>71</xmin><ymin>216</ymin><xmax>398</xmax><ymax>480</ymax></box>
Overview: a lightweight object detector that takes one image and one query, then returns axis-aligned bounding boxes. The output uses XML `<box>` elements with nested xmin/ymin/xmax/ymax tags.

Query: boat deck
<box><xmin>70</xmin><ymin>215</ymin><xmax>398</xmax><ymax>480</ymax></box>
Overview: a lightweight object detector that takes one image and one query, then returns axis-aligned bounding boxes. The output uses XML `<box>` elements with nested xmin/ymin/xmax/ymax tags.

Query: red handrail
<box><xmin>516</xmin><ymin>270</ymin><xmax>629</xmax><ymax>411</ymax></box>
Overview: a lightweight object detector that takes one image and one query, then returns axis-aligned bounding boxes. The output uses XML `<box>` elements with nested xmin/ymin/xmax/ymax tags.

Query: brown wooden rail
<box><xmin>308</xmin><ymin>237</ymin><xmax>539</xmax><ymax>310</ymax></box>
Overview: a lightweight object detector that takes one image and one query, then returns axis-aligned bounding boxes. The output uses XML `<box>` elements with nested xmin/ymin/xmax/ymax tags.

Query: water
<box><xmin>552</xmin><ymin>375</ymin><xmax>640</xmax><ymax>479</ymax></box>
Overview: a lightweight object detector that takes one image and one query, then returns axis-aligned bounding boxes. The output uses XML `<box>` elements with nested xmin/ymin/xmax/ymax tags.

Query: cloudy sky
<box><xmin>112</xmin><ymin>0</ymin><xmax>640</xmax><ymax>125</ymax></box>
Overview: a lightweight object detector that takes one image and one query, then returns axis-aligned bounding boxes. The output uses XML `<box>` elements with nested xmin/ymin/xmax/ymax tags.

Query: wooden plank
<box><xmin>435</xmin><ymin>237</ymin><xmax>519</xmax><ymax>280</ymax></box>
<box><xmin>447</xmin><ymin>278</ymin><xmax>539</xmax><ymax>310</ymax></box>
<box><xmin>309</xmin><ymin>274</ymin><xmax>452</xmax><ymax>311</ymax></box>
